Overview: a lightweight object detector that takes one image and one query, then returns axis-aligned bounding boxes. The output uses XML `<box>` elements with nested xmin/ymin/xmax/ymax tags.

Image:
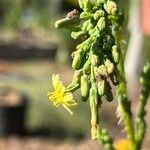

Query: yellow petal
<box><xmin>62</xmin><ymin>104</ymin><xmax>73</xmax><ymax>115</ymax></box>
<box><xmin>52</xmin><ymin>74</ymin><xmax>60</xmax><ymax>90</ymax></box>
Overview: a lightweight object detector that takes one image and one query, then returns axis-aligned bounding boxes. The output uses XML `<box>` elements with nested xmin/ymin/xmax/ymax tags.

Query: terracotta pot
<box><xmin>142</xmin><ymin>0</ymin><xmax>150</xmax><ymax>35</ymax></box>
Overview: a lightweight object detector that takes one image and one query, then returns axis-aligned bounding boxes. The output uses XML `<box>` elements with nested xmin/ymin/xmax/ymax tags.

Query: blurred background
<box><xmin>0</xmin><ymin>0</ymin><xmax>149</xmax><ymax>149</ymax></box>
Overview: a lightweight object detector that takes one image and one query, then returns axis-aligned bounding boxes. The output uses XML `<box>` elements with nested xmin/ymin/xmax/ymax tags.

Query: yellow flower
<box><xmin>114</xmin><ymin>139</ymin><xmax>132</xmax><ymax>150</ymax></box>
<box><xmin>47</xmin><ymin>74</ymin><xmax>77</xmax><ymax>115</ymax></box>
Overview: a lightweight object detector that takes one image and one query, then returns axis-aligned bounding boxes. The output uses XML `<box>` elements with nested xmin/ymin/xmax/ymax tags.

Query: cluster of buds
<box><xmin>139</xmin><ymin>61</ymin><xmax>150</xmax><ymax>101</ymax></box>
<box><xmin>69</xmin><ymin>0</ymin><xmax>122</xmax><ymax>105</ymax></box>
<box><xmin>55</xmin><ymin>0</ymin><xmax>123</xmax><ymax>144</ymax></box>
<box><xmin>135</xmin><ymin>61</ymin><xmax>150</xmax><ymax>145</ymax></box>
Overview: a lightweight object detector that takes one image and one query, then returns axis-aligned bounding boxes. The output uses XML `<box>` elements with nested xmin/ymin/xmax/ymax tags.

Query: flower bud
<box><xmin>89</xmin><ymin>28</ymin><xmax>99</xmax><ymax>36</ymax></box>
<box><xmin>143</xmin><ymin>62</ymin><xmax>150</xmax><ymax>74</ymax></box>
<box><xmin>71</xmin><ymin>31</ymin><xmax>86</xmax><ymax>39</ymax></box>
<box><xmin>78</xmin><ymin>0</ymin><xmax>84</xmax><ymax>9</ymax></box>
<box><xmin>103</xmin><ymin>136</ymin><xmax>111</xmax><ymax>143</ymax></box>
<box><xmin>104</xmin><ymin>144</ymin><xmax>112</xmax><ymax>150</ymax></box>
<box><xmin>104</xmin><ymin>1</ymin><xmax>118</xmax><ymax>15</ymax></box>
<box><xmin>97</xmin><ymin>0</ymin><xmax>107</xmax><ymax>5</ymax></box>
<box><xmin>83</xmin><ymin>57</ymin><xmax>91</xmax><ymax>74</ymax></box>
<box><xmin>71</xmin><ymin>30</ymin><xmax>86</xmax><ymax>39</ymax></box>
<box><xmin>83</xmin><ymin>0</ymin><xmax>92</xmax><ymax>12</ymax></box>
<box><xmin>94</xmin><ymin>67</ymin><xmax>99</xmax><ymax>77</ymax></box>
<box><xmin>72</xmin><ymin>51</ymin><xmax>84</xmax><ymax>70</ymax></box>
<box><xmin>140</xmin><ymin>76</ymin><xmax>146</xmax><ymax>86</ymax></box>
<box><xmin>140</xmin><ymin>93</ymin><xmax>145</xmax><ymax>102</ymax></box>
<box><xmin>89</xmin><ymin>84</ymin><xmax>99</xmax><ymax>140</ymax></box>
<box><xmin>73</xmin><ymin>69</ymin><xmax>83</xmax><ymax>83</ymax></box>
<box><xmin>76</xmin><ymin>43</ymin><xmax>83</xmax><ymax>50</ymax></box>
<box><xmin>104</xmin><ymin>59</ymin><xmax>114</xmax><ymax>74</ymax></box>
<box><xmin>97</xmin><ymin>79</ymin><xmax>106</xmax><ymax>96</ymax></box>
<box><xmin>91</xmin><ymin>54</ymin><xmax>100</xmax><ymax>66</ymax></box>
<box><xmin>97</xmin><ymin>17</ymin><xmax>106</xmax><ymax>31</ymax></box>
<box><xmin>101</xmin><ymin>128</ymin><xmax>108</xmax><ymax>135</ymax></box>
<box><xmin>98</xmin><ymin>65</ymin><xmax>108</xmax><ymax>77</ymax></box>
<box><xmin>81</xmin><ymin>74</ymin><xmax>90</xmax><ymax>101</ymax></box>
<box><xmin>82</xmin><ymin>20</ymin><xmax>90</xmax><ymax>31</ymax></box>
<box><xmin>87</xmin><ymin>22</ymin><xmax>94</xmax><ymax>31</ymax></box>
<box><xmin>94</xmin><ymin>10</ymin><xmax>105</xmax><ymax>20</ymax></box>
<box><xmin>112</xmin><ymin>45</ymin><xmax>119</xmax><ymax>63</ymax></box>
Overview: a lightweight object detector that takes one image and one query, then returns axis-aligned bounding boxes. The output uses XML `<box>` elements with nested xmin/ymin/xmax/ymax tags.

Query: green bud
<box><xmin>71</xmin><ymin>30</ymin><xmax>86</xmax><ymax>39</ymax></box>
<box><xmin>143</xmin><ymin>62</ymin><xmax>150</xmax><ymax>74</ymax></box>
<box><xmin>78</xmin><ymin>0</ymin><xmax>84</xmax><ymax>9</ymax></box>
<box><xmin>94</xmin><ymin>67</ymin><xmax>99</xmax><ymax>77</ymax></box>
<box><xmin>87</xmin><ymin>21</ymin><xmax>94</xmax><ymax>31</ymax></box>
<box><xmin>73</xmin><ymin>69</ymin><xmax>83</xmax><ymax>83</ymax></box>
<box><xmin>97</xmin><ymin>17</ymin><xmax>106</xmax><ymax>31</ymax></box>
<box><xmin>81</xmin><ymin>74</ymin><xmax>90</xmax><ymax>101</ymax></box>
<box><xmin>89</xmin><ymin>28</ymin><xmax>99</xmax><ymax>36</ymax></box>
<box><xmin>82</xmin><ymin>20</ymin><xmax>90</xmax><ymax>31</ymax></box>
<box><xmin>94</xmin><ymin>10</ymin><xmax>105</xmax><ymax>20</ymax></box>
<box><xmin>83</xmin><ymin>57</ymin><xmax>91</xmax><ymax>74</ymax></box>
<box><xmin>90</xmin><ymin>83</ymin><xmax>99</xmax><ymax>140</ymax></box>
<box><xmin>97</xmin><ymin>79</ymin><xmax>106</xmax><ymax>96</ymax></box>
<box><xmin>140</xmin><ymin>93</ymin><xmax>145</xmax><ymax>102</ymax></box>
<box><xmin>140</xmin><ymin>76</ymin><xmax>146</xmax><ymax>86</ymax></box>
<box><xmin>104</xmin><ymin>59</ymin><xmax>114</xmax><ymax>74</ymax></box>
<box><xmin>97</xmin><ymin>0</ymin><xmax>107</xmax><ymax>5</ymax></box>
<box><xmin>98</xmin><ymin>65</ymin><xmax>108</xmax><ymax>76</ymax></box>
<box><xmin>82</xmin><ymin>44</ymin><xmax>89</xmax><ymax>52</ymax></box>
<box><xmin>142</xmin><ymin>89</ymin><xmax>149</xmax><ymax>98</ymax></box>
<box><xmin>104</xmin><ymin>1</ymin><xmax>118</xmax><ymax>15</ymax></box>
<box><xmin>101</xmin><ymin>129</ymin><xmax>108</xmax><ymax>135</ymax></box>
<box><xmin>103</xmin><ymin>136</ymin><xmax>110</xmax><ymax>143</ymax></box>
<box><xmin>91</xmin><ymin>54</ymin><xmax>100</xmax><ymax>66</ymax></box>
<box><xmin>72</xmin><ymin>51</ymin><xmax>84</xmax><ymax>70</ymax></box>
<box><xmin>112</xmin><ymin>45</ymin><xmax>119</xmax><ymax>63</ymax></box>
<box><xmin>80</xmin><ymin>12</ymin><xmax>88</xmax><ymax>18</ymax></box>
<box><xmin>104</xmin><ymin>144</ymin><xmax>112</xmax><ymax>150</ymax></box>
<box><xmin>83</xmin><ymin>0</ymin><xmax>92</xmax><ymax>12</ymax></box>
<box><xmin>76</xmin><ymin>43</ymin><xmax>82</xmax><ymax>50</ymax></box>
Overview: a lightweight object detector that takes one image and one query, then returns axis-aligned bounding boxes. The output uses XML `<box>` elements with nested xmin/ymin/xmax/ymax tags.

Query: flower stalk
<box><xmin>47</xmin><ymin>0</ymin><xmax>150</xmax><ymax>149</ymax></box>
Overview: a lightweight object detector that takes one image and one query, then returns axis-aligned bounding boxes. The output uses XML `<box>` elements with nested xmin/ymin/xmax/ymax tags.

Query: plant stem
<box><xmin>97</xmin><ymin>128</ymin><xmax>115</xmax><ymax>150</ymax></box>
<box><xmin>116</xmin><ymin>29</ymin><xmax>136</xmax><ymax>148</ymax></box>
<box><xmin>117</xmin><ymin>61</ymin><xmax>135</xmax><ymax>147</ymax></box>
<box><xmin>134</xmin><ymin>62</ymin><xmax>150</xmax><ymax>150</ymax></box>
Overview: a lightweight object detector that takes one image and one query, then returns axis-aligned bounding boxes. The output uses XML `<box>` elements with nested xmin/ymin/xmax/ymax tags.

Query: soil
<box><xmin>0</xmin><ymin>137</ymin><xmax>101</xmax><ymax>150</ymax></box>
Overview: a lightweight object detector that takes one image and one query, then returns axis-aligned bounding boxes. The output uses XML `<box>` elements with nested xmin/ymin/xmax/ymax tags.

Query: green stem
<box><xmin>66</xmin><ymin>82</ymin><xmax>80</xmax><ymax>92</ymax></box>
<box><xmin>116</xmin><ymin>29</ymin><xmax>136</xmax><ymax>148</ymax></box>
<box><xmin>117</xmin><ymin>59</ymin><xmax>136</xmax><ymax>149</ymax></box>
<box><xmin>134</xmin><ymin>62</ymin><xmax>150</xmax><ymax>150</ymax></box>
<box><xmin>97</xmin><ymin>128</ymin><xmax>115</xmax><ymax>150</ymax></box>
